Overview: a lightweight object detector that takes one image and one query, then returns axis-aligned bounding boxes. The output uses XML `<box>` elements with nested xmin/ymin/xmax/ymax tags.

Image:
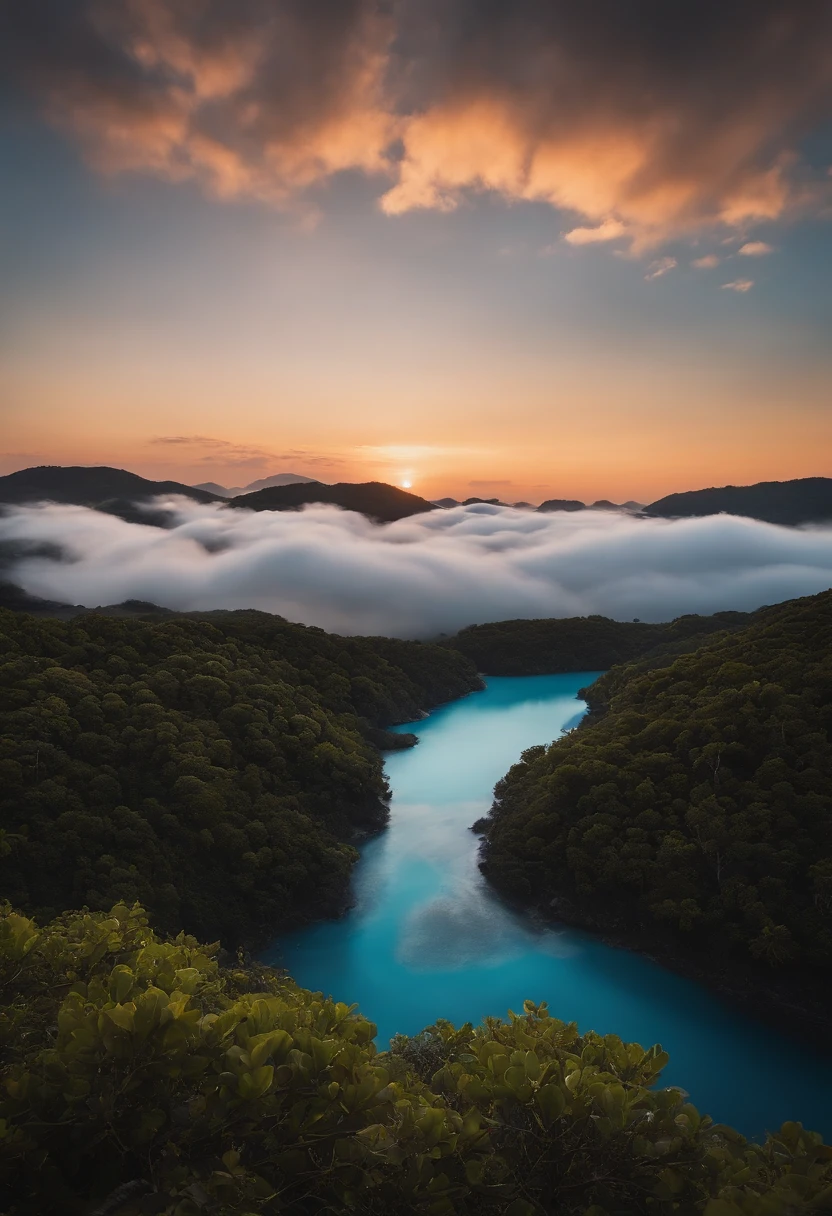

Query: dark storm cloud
<box><xmin>3</xmin><ymin>0</ymin><xmax>831</xmax><ymax>242</ymax></box>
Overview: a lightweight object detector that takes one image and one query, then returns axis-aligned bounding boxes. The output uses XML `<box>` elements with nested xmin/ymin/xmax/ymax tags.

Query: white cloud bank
<box><xmin>1</xmin><ymin>500</ymin><xmax>832</xmax><ymax>638</ymax></box>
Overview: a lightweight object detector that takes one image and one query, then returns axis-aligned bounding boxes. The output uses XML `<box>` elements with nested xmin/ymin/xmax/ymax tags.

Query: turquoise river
<box><xmin>266</xmin><ymin>674</ymin><xmax>832</xmax><ymax>1141</ymax></box>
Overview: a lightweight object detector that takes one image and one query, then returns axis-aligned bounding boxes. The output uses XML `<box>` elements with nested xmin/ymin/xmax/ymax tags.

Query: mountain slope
<box><xmin>193</xmin><ymin>480</ymin><xmax>234</xmax><ymax>496</ymax></box>
<box><xmin>196</xmin><ymin>473</ymin><xmax>317</xmax><ymax>496</ymax></box>
<box><xmin>231</xmin><ymin>480</ymin><xmax>437</xmax><ymax>522</ymax></box>
<box><xmin>537</xmin><ymin>498</ymin><xmax>586</xmax><ymax>512</ymax></box>
<box><xmin>480</xmin><ymin>590</ymin><xmax>832</xmax><ymax>981</ymax></box>
<box><xmin>0</xmin><ymin>607</ymin><xmax>481</xmax><ymax>945</ymax></box>
<box><xmin>645</xmin><ymin>477</ymin><xmax>832</xmax><ymax>525</ymax></box>
<box><xmin>0</xmin><ymin>465</ymin><xmax>222</xmax><ymax>507</ymax></box>
<box><xmin>446</xmin><ymin>611</ymin><xmax>752</xmax><ymax>674</ymax></box>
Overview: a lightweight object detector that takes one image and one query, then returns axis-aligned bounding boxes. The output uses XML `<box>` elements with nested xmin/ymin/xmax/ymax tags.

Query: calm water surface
<box><xmin>266</xmin><ymin>674</ymin><xmax>832</xmax><ymax>1141</ymax></box>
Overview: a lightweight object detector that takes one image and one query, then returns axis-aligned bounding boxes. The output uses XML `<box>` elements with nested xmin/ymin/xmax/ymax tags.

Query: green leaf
<box><xmin>103</xmin><ymin>1003</ymin><xmax>135</xmax><ymax>1033</ymax></box>
<box><xmin>238</xmin><ymin>1065</ymin><xmax>274</xmax><ymax>1101</ymax></box>
<box><xmin>536</xmin><ymin>1084</ymin><xmax>566</xmax><ymax>1122</ymax></box>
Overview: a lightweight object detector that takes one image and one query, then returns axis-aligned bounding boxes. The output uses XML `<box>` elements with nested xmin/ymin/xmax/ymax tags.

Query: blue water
<box><xmin>266</xmin><ymin>674</ymin><xmax>832</xmax><ymax>1142</ymax></box>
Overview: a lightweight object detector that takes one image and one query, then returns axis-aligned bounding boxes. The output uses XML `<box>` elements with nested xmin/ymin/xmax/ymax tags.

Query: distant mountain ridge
<box><xmin>0</xmin><ymin>459</ymin><xmax>221</xmax><ymax>518</ymax></box>
<box><xmin>6</xmin><ymin>466</ymin><xmax>832</xmax><ymax>527</ymax></box>
<box><xmin>230</xmin><ymin>480</ymin><xmax>437</xmax><ymax>522</ymax></box>
<box><xmin>645</xmin><ymin>477</ymin><xmax>832</xmax><ymax>525</ymax></box>
<box><xmin>195</xmin><ymin>472</ymin><xmax>317</xmax><ymax>497</ymax></box>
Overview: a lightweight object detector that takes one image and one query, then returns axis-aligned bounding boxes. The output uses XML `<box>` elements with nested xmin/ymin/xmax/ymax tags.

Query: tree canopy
<box><xmin>0</xmin><ymin>608</ymin><xmax>480</xmax><ymax>946</ymax></box>
<box><xmin>2</xmin><ymin>901</ymin><xmax>830</xmax><ymax>1215</ymax></box>
<box><xmin>446</xmin><ymin>611</ymin><xmax>751</xmax><ymax>675</ymax></box>
<box><xmin>480</xmin><ymin>591</ymin><xmax>832</xmax><ymax>984</ymax></box>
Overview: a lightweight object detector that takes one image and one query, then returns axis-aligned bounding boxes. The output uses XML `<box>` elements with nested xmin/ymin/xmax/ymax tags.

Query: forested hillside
<box><xmin>480</xmin><ymin>591</ymin><xmax>832</xmax><ymax>979</ymax></box>
<box><xmin>2</xmin><ymin>901</ymin><xmax>829</xmax><ymax>1216</ymax></box>
<box><xmin>446</xmin><ymin>611</ymin><xmax>751</xmax><ymax>674</ymax></box>
<box><xmin>0</xmin><ymin>609</ymin><xmax>480</xmax><ymax>945</ymax></box>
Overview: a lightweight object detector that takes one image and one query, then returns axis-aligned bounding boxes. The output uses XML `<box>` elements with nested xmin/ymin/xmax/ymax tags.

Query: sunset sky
<box><xmin>2</xmin><ymin>0</ymin><xmax>831</xmax><ymax>504</ymax></box>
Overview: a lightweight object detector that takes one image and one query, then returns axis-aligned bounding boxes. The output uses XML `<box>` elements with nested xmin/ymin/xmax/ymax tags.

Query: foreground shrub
<box><xmin>1</xmin><ymin>903</ymin><xmax>830</xmax><ymax>1214</ymax></box>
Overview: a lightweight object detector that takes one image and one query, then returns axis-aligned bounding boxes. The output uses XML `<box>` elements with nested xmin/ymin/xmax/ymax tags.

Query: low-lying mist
<box><xmin>2</xmin><ymin>499</ymin><xmax>832</xmax><ymax>637</ymax></box>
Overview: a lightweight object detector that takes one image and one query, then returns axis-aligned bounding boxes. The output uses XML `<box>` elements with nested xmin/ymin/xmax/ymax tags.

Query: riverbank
<box><xmin>522</xmin><ymin>890</ymin><xmax>832</xmax><ymax>1051</ymax></box>
<box><xmin>267</xmin><ymin>674</ymin><xmax>832</xmax><ymax>1141</ymax></box>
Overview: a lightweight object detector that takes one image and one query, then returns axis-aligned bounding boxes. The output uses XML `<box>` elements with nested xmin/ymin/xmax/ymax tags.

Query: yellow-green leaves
<box><xmin>237</xmin><ymin>1065</ymin><xmax>274</xmax><ymax>1101</ymax></box>
<box><xmin>102</xmin><ymin>1003</ymin><xmax>135</xmax><ymax>1034</ymax></box>
<box><xmin>2</xmin><ymin>901</ymin><xmax>831</xmax><ymax>1216</ymax></box>
<box><xmin>0</xmin><ymin>912</ymin><xmax>38</xmax><ymax>961</ymax></box>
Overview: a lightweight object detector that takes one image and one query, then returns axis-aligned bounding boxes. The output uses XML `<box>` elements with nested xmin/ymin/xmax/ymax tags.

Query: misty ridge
<box><xmin>3</xmin><ymin>497</ymin><xmax>832</xmax><ymax>637</ymax></box>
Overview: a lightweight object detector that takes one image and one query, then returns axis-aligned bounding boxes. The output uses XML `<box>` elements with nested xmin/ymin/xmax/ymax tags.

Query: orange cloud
<box><xmin>12</xmin><ymin>0</ymin><xmax>394</xmax><ymax>209</ymax></box>
<box><xmin>5</xmin><ymin>0</ymin><xmax>832</xmax><ymax>246</ymax></box>
<box><xmin>563</xmin><ymin>219</ymin><xmax>628</xmax><ymax>245</ymax></box>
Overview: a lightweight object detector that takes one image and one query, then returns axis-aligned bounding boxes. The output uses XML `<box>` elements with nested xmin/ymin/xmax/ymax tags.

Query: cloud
<box><xmin>738</xmin><ymin>241</ymin><xmax>775</xmax><ymax>256</ymax></box>
<box><xmin>722</xmin><ymin>278</ymin><xmax>755</xmax><ymax>292</ymax></box>
<box><xmin>3</xmin><ymin>1</ymin><xmax>832</xmax><ymax>247</ymax></box>
<box><xmin>644</xmin><ymin>256</ymin><xmax>677</xmax><ymax>280</ymax></box>
<box><xmin>563</xmin><ymin>219</ymin><xmax>627</xmax><ymax>245</ymax></box>
<box><xmin>1</xmin><ymin>0</ymin><xmax>394</xmax><ymax>212</ymax></box>
<box><xmin>2</xmin><ymin>499</ymin><xmax>832</xmax><ymax>638</ymax></box>
<box><xmin>692</xmin><ymin>254</ymin><xmax>720</xmax><ymax>268</ymax></box>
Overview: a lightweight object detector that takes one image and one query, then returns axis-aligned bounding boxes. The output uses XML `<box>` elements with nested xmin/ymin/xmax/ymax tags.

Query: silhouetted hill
<box><xmin>537</xmin><ymin>498</ymin><xmax>585</xmax><ymax>512</ymax></box>
<box><xmin>0</xmin><ymin>466</ymin><xmax>222</xmax><ymax>509</ymax></box>
<box><xmin>445</xmin><ymin>611</ymin><xmax>752</xmax><ymax>674</ymax></box>
<box><xmin>0</xmin><ymin>581</ymin><xmax>83</xmax><ymax>618</ymax></box>
<box><xmin>197</xmin><ymin>472</ymin><xmax>317</xmax><ymax>497</ymax></box>
<box><xmin>240</xmin><ymin>472</ymin><xmax>317</xmax><ymax>493</ymax></box>
<box><xmin>230</xmin><ymin>480</ymin><xmax>437</xmax><ymax>522</ymax></box>
<box><xmin>645</xmin><ymin>477</ymin><xmax>832</xmax><ymax>525</ymax></box>
<box><xmin>194</xmin><ymin>481</ymin><xmax>233</xmax><ymax>496</ymax></box>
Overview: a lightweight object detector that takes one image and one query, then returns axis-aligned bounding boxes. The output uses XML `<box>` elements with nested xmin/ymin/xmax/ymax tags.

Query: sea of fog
<box><xmin>2</xmin><ymin>499</ymin><xmax>832</xmax><ymax>634</ymax></box>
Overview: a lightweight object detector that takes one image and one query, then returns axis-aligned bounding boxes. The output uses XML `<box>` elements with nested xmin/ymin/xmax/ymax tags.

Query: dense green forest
<box><xmin>480</xmin><ymin>591</ymin><xmax>832</xmax><ymax>982</ymax></box>
<box><xmin>0</xmin><ymin>608</ymin><xmax>480</xmax><ymax>946</ymax></box>
<box><xmin>446</xmin><ymin>611</ymin><xmax>751</xmax><ymax>675</ymax></box>
<box><xmin>2</xmin><ymin>900</ymin><xmax>830</xmax><ymax>1216</ymax></box>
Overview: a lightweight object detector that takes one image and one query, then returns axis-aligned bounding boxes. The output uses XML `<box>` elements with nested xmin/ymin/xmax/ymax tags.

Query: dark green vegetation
<box><xmin>644</xmin><ymin>477</ymin><xmax>832</xmax><ymax>526</ymax></box>
<box><xmin>480</xmin><ymin>591</ymin><xmax>832</xmax><ymax>987</ymax></box>
<box><xmin>230</xmin><ymin>480</ymin><xmax>437</xmax><ymax>522</ymax></box>
<box><xmin>3</xmin><ymin>902</ymin><xmax>830</xmax><ymax>1216</ymax></box>
<box><xmin>0</xmin><ymin>465</ymin><xmax>221</xmax><ymax>510</ymax></box>
<box><xmin>0</xmin><ymin>581</ymin><xmax>84</xmax><ymax>619</ymax></box>
<box><xmin>0</xmin><ymin>608</ymin><xmax>480</xmax><ymax>946</ymax></box>
<box><xmin>447</xmin><ymin>612</ymin><xmax>751</xmax><ymax>675</ymax></box>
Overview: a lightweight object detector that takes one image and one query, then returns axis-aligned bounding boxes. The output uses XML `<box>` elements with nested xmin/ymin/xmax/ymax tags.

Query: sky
<box><xmin>1</xmin><ymin>0</ymin><xmax>831</xmax><ymax>505</ymax></box>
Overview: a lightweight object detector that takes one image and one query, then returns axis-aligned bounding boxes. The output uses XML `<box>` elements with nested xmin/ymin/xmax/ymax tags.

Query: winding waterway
<box><xmin>266</xmin><ymin>674</ymin><xmax>832</xmax><ymax>1142</ymax></box>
